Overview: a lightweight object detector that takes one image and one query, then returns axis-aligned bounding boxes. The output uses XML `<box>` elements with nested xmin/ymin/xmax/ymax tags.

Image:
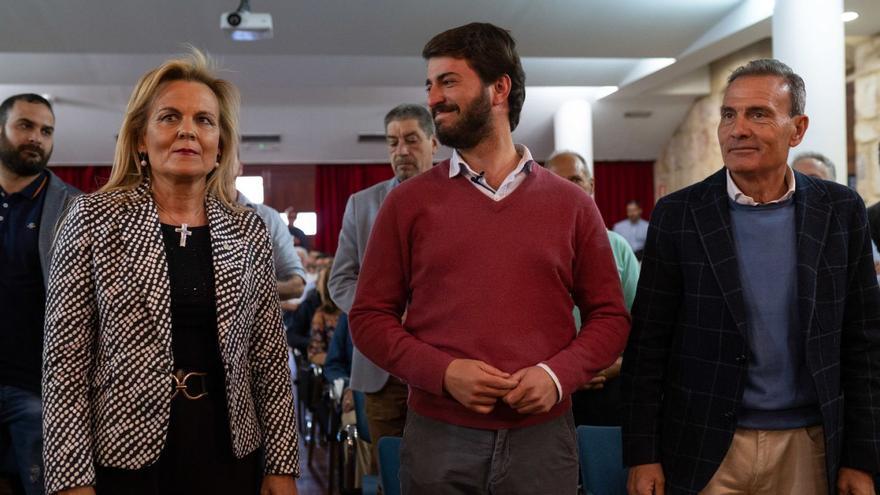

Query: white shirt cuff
<box><xmin>536</xmin><ymin>363</ymin><xmax>563</xmax><ymax>404</ymax></box>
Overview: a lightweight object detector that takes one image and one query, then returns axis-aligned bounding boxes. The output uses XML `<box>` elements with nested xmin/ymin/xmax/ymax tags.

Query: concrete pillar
<box><xmin>773</xmin><ymin>0</ymin><xmax>847</xmax><ymax>185</ymax></box>
<box><xmin>553</xmin><ymin>99</ymin><xmax>594</xmax><ymax>174</ymax></box>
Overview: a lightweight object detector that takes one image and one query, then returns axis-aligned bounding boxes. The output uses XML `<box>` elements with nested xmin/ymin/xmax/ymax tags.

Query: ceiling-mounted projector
<box><xmin>221</xmin><ymin>0</ymin><xmax>273</xmax><ymax>41</ymax></box>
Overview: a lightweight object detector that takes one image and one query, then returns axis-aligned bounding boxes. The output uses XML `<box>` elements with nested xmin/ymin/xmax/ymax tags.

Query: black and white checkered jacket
<box><xmin>42</xmin><ymin>184</ymin><xmax>299</xmax><ymax>494</ymax></box>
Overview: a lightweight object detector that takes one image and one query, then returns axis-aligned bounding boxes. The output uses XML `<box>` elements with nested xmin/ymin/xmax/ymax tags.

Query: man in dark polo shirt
<box><xmin>0</xmin><ymin>94</ymin><xmax>78</xmax><ymax>495</ymax></box>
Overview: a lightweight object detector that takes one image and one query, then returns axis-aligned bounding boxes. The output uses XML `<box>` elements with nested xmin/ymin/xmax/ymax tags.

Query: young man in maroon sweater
<box><xmin>349</xmin><ymin>23</ymin><xmax>630</xmax><ymax>494</ymax></box>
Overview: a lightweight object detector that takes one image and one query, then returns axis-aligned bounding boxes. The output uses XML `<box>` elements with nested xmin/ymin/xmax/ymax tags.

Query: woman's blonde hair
<box><xmin>101</xmin><ymin>47</ymin><xmax>240</xmax><ymax>208</ymax></box>
<box><xmin>316</xmin><ymin>262</ymin><xmax>339</xmax><ymax>314</ymax></box>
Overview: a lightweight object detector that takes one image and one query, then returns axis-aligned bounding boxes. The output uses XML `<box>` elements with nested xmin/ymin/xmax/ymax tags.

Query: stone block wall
<box><xmin>653</xmin><ymin>40</ymin><xmax>771</xmax><ymax>199</ymax></box>
<box><xmin>854</xmin><ymin>35</ymin><xmax>880</xmax><ymax>205</ymax></box>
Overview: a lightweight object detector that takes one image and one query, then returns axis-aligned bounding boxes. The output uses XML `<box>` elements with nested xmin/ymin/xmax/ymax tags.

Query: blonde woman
<box><xmin>42</xmin><ymin>50</ymin><xmax>299</xmax><ymax>495</ymax></box>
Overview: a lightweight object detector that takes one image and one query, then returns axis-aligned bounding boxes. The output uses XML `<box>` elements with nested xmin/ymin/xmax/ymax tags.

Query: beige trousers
<box><xmin>700</xmin><ymin>426</ymin><xmax>827</xmax><ymax>495</ymax></box>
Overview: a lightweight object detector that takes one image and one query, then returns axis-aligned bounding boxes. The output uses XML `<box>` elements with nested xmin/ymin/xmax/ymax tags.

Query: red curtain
<box><xmin>594</xmin><ymin>161</ymin><xmax>654</xmax><ymax>229</ymax></box>
<box><xmin>49</xmin><ymin>165</ymin><xmax>112</xmax><ymax>193</ymax></box>
<box><xmin>314</xmin><ymin>164</ymin><xmax>394</xmax><ymax>254</ymax></box>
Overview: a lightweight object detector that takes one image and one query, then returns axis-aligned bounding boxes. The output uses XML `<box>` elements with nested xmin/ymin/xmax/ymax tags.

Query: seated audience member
<box><xmin>308</xmin><ymin>264</ymin><xmax>341</xmax><ymax>365</ymax></box>
<box><xmin>295</xmin><ymin>246</ymin><xmax>308</xmax><ymax>261</ymax></box>
<box><xmin>284</xmin><ymin>287</ymin><xmax>320</xmax><ymax>356</ymax></box>
<box><xmin>323</xmin><ymin>314</ymin><xmax>353</xmax><ymax>387</ymax></box>
<box><xmin>284</xmin><ymin>207</ymin><xmax>310</xmax><ymax>250</ymax></box>
<box><xmin>280</xmin><ymin>246</ymin><xmax>313</xmax><ymax>312</ymax></box>
<box><xmin>299</xmin><ymin>250</ymin><xmax>322</xmax><ymax>288</ymax></box>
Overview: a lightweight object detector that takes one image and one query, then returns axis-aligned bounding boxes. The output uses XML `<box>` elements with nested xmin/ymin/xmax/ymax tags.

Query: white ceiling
<box><xmin>0</xmin><ymin>0</ymin><xmax>877</xmax><ymax>165</ymax></box>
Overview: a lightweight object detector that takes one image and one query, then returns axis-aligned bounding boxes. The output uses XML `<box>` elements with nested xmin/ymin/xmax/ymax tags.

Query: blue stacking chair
<box><xmin>577</xmin><ymin>425</ymin><xmax>628</xmax><ymax>495</ymax></box>
<box><xmin>377</xmin><ymin>436</ymin><xmax>402</xmax><ymax>495</ymax></box>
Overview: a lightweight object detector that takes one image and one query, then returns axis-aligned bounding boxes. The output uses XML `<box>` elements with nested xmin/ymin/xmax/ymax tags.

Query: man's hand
<box><xmin>502</xmin><ymin>366</ymin><xmax>558</xmax><ymax>414</ymax></box>
<box><xmin>601</xmin><ymin>356</ymin><xmax>623</xmax><ymax>380</ymax></box>
<box><xmin>581</xmin><ymin>374</ymin><xmax>607</xmax><ymax>390</ymax></box>
<box><xmin>581</xmin><ymin>356</ymin><xmax>624</xmax><ymax>390</ymax></box>
<box><xmin>260</xmin><ymin>474</ymin><xmax>298</xmax><ymax>495</ymax></box>
<box><xmin>838</xmin><ymin>467</ymin><xmax>874</xmax><ymax>495</ymax></box>
<box><xmin>443</xmin><ymin>359</ymin><xmax>519</xmax><ymax>414</ymax></box>
<box><xmin>277</xmin><ymin>275</ymin><xmax>306</xmax><ymax>300</ymax></box>
<box><xmin>628</xmin><ymin>463</ymin><xmax>665</xmax><ymax>495</ymax></box>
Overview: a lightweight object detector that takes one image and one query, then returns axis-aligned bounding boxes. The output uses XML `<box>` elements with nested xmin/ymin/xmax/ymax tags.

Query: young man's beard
<box><xmin>434</xmin><ymin>88</ymin><xmax>494</xmax><ymax>150</ymax></box>
<box><xmin>0</xmin><ymin>132</ymin><xmax>50</xmax><ymax>177</ymax></box>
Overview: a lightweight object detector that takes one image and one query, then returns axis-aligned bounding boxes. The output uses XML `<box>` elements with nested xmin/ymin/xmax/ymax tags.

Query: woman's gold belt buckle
<box><xmin>171</xmin><ymin>369</ymin><xmax>209</xmax><ymax>400</ymax></box>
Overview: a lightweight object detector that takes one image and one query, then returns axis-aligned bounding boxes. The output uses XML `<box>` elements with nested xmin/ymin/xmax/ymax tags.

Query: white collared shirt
<box><xmin>726</xmin><ymin>167</ymin><xmax>796</xmax><ymax>206</ymax></box>
<box><xmin>449</xmin><ymin>144</ymin><xmax>534</xmax><ymax>201</ymax></box>
<box><xmin>448</xmin><ymin>143</ymin><xmax>564</xmax><ymax>403</ymax></box>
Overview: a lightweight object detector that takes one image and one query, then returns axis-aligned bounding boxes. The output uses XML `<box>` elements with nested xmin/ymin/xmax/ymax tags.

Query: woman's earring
<box><xmin>138</xmin><ymin>152</ymin><xmax>148</xmax><ymax>168</ymax></box>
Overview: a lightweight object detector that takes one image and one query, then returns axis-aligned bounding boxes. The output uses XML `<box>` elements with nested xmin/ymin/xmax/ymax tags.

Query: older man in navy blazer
<box><xmin>622</xmin><ymin>59</ymin><xmax>880</xmax><ymax>495</ymax></box>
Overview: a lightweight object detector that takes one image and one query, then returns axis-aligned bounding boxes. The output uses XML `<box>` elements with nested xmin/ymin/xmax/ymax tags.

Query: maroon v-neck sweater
<box><xmin>350</xmin><ymin>161</ymin><xmax>630</xmax><ymax>430</ymax></box>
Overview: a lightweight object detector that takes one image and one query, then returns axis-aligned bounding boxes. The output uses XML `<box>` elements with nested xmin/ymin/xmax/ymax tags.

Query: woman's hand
<box><xmin>58</xmin><ymin>487</ymin><xmax>96</xmax><ymax>495</ymax></box>
<box><xmin>260</xmin><ymin>474</ymin><xmax>298</xmax><ymax>495</ymax></box>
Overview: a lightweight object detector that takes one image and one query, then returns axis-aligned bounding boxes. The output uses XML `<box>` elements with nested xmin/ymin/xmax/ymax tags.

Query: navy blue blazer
<box><xmin>620</xmin><ymin>168</ymin><xmax>880</xmax><ymax>494</ymax></box>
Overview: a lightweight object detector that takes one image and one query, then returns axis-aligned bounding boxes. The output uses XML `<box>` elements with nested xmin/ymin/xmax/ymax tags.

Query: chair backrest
<box><xmin>352</xmin><ymin>390</ymin><xmax>371</xmax><ymax>444</ymax></box>
<box><xmin>377</xmin><ymin>436</ymin><xmax>402</xmax><ymax>495</ymax></box>
<box><xmin>577</xmin><ymin>425</ymin><xmax>628</xmax><ymax>495</ymax></box>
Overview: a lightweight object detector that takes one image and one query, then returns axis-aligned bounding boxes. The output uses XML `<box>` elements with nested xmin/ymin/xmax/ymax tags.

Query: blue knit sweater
<box><xmin>729</xmin><ymin>198</ymin><xmax>820</xmax><ymax>429</ymax></box>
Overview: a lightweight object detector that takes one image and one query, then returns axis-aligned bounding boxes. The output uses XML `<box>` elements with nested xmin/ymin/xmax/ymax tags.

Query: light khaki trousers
<box><xmin>700</xmin><ymin>426</ymin><xmax>827</xmax><ymax>495</ymax></box>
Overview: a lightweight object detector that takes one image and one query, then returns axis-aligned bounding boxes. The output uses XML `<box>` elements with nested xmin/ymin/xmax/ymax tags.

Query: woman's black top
<box><xmin>160</xmin><ymin>223</ymin><xmax>224</xmax><ymax>380</ymax></box>
<box><xmin>94</xmin><ymin>224</ymin><xmax>260</xmax><ymax>494</ymax></box>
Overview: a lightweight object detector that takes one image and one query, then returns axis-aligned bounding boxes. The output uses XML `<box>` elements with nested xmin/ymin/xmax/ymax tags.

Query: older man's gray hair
<box><xmin>793</xmin><ymin>151</ymin><xmax>836</xmax><ymax>181</ymax></box>
<box><xmin>384</xmin><ymin>103</ymin><xmax>435</xmax><ymax>137</ymax></box>
<box><xmin>728</xmin><ymin>59</ymin><xmax>806</xmax><ymax>117</ymax></box>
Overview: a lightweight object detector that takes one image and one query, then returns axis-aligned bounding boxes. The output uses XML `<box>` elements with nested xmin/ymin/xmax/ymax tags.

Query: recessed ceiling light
<box><xmin>842</xmin><ymin>11</ymin><xmax>859</xmax><ymax>22</ymax></box>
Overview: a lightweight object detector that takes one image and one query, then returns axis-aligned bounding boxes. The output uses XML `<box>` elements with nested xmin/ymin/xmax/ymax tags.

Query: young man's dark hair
<box><xmin>422</xmin><ymin>22</ymin><xmax>526</xmax><ymax>132</ymax></box>
<box><xmin>0</xmin><ymin>93</ymin><xmax>54</xmax><ymax>126</ymax></box>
